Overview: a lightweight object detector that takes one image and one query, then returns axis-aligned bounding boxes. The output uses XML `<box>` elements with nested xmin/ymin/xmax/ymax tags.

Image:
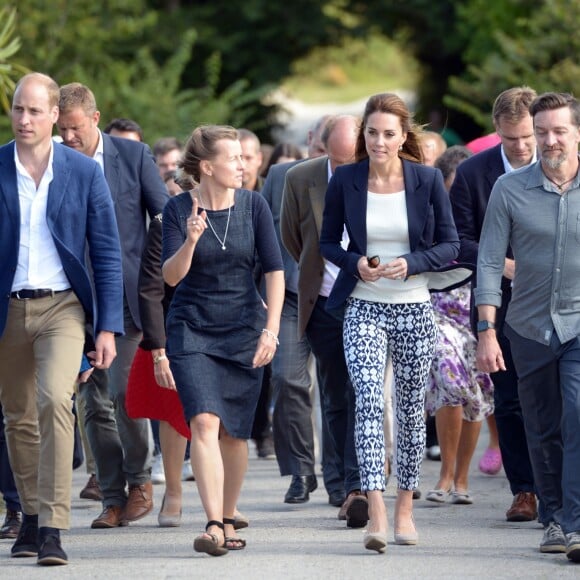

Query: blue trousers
<box><xmin>506</xmin><ymin>325</ymin><xmax>580</xmax><ymax>534</ymax></box>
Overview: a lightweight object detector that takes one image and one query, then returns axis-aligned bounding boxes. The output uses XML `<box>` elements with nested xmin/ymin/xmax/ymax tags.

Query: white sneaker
<box><xmin>151</xmin><ymin>454</ymin><xmax>166</xmax><ymax>485</ymax></box>
<box><xmin>181</xmin><ymin>460</ymin><xmax>195</xmax><ymax>482</ymax></box>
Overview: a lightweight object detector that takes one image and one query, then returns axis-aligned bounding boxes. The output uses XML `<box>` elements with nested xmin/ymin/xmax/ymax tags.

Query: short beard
<box><xmin>541</xmin><ymin>150</ymin><xmax>566</xmax><ymax>169</ymax></box>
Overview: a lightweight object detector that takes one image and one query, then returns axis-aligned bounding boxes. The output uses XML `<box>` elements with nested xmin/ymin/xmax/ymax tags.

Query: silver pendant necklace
<box><xmin>198</xmin><ymin>191</ymin><xmax>231</xmax><ymax>250</ymax></box>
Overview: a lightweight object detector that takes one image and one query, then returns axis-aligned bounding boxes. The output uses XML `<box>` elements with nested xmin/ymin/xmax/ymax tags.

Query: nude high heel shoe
<box><xmin>394</xmin><ymin>515</ymin><xmax>418</xmax><ymax>545</ymax></box>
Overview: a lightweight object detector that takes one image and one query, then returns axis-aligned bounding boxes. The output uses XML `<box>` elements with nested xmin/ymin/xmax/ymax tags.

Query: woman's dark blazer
<box><xmin>320</xmin><ymin>158</ymin><xmax>461</xmax><ymax>311</ymax></box>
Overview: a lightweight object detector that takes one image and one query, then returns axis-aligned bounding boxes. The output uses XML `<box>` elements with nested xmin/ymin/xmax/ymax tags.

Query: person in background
<box><xmin>153</xmin><ymin>137</ymin><xmax>182</xmax><ymax>178</ymax></box>
<box><xmin>281</xmin><ymin>115</ymin><xmax>367</xmax><ymax>528</ymax></box>
<box><xmin>450</xmin><ymin>86</ymin><xmax>539</xmax><ymax>523</ymax></box>
<box><xmin>162</xmin><ymin>125</ymin><xmax>284</xmax><ymax>556</ymax></box>
<box><xmin>103</xmin><ymin>118</ymin><xmax>144</xmax><ymax>142</ymax></box>
<box><xmin>425</xmin><ymin>146</ymin><xmax>494</xmax><ymax>506</ymax></box>
<box><xmin>320</xmin><ymin>93</ymin><xmax>463</xmax><ymax>553</ymax></box>
<box><xmin>420</xmin><ymin>131</ymin><xmax>447</xmax><ymax>168</ymax></box>
<box><xmin>57</xmin><ymin>82</ymin><xmax>168</xmax><ymax>529</ymax></box>
<box><xmin>0</xmin><ymin>72</ymin><xmax>123</xmax><ymax>565</ymax></box>
<box><xmin>475</xmin><ymin>92</ymin><xmax>580</xmax><ymax>562</ymax></box>
<box><xmin>262</xmin><ymin>142</ymin><xmax>304</xmax><ymax>177</ymax></box>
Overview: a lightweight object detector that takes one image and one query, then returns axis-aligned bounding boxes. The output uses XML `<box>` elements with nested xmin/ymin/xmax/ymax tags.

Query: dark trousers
<box><xmin>306</xmin><ymin>296</ymin><xmax>360</xmax><ymax>495</ymax></box>
<box><xmin>490</xmin><ymin>329</ymin><xmax>536</xmax><ymax>497</ymax></box>
<box><xmin>0</xmin><ymin>406</ymin><xmax>21</xmax><ymax>512</ymax></box>
<box><xmin>506</xmin><ymin>325</ymin><xmax>580</xmax><ymax>533</ymax></box>
<box><xmin>78</xmin><ymin>303</ymin><xmax>152</xmax><ymax>507</ymax></box>
<box><xmin>251</xmin><ymin>365</ymin><xmax>272</xmax><ymax>441</ymax></box>
<box><xmin>271</xmin><ymin>291</ymin><xmax>316</xmax><ymax>476</ymax></box>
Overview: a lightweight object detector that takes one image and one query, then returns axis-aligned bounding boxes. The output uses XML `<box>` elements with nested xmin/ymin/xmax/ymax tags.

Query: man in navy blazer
<box><xmin>57</xmin><ymin>83</ymin><xmax>169</xmax><ymax>529</ymax></box>
<box><xmin>0</xmin><ymin>73</ymin><xmax>123</xmax><ymax>565</ymax></box>
<box><xmin>450</xmin><ymin>86</ymin><xmax>538</xmax><ymax>523</ymax></box>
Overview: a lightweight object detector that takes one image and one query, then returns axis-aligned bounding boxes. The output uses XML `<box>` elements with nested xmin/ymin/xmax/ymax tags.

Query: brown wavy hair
<box><xmin>355</xmin><ymin>93</ymin><xmax>423</xmax><ymax>164</ymax></box>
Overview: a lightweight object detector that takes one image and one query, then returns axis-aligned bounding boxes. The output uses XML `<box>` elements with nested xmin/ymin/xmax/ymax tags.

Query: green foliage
<box><xmin>0</xmin><ymin>6</ymin><xmax>28</xmax><ymax>112</ymax></box>
<box><xmin>446</xmin><ymin>0</ymin><xmax>580</xmax><ymax>132</ymax></box>
<box><xmin>283</xmin><ymin>32</ymin><xmax>419</xmax><ymax>104</ymax></box>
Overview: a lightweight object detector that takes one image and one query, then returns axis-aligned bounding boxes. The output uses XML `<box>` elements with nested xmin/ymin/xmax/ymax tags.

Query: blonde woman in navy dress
<box><xmin>162</xmin><ymin>125</ymin><xmax>284</xmax><ymax>556</ymax></box>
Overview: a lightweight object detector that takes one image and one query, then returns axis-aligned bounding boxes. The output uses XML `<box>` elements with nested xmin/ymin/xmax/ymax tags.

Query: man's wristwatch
<box><xmin>477</xmin><ymin>320</ymin><xmax>496</xmax><ymax>333</ymax></box>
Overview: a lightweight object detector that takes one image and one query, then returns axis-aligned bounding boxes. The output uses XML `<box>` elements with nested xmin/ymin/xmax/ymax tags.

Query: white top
<box><xmin>351</xmin><ymin>190</ymin><xmax>429</xmax><ymax>304</ymax></box>
<box><xmin>93</xmin><ymin>130</ymin><xmax>105</xmax><ymax>172</ymax></box>
<box><xmin>12</xmin><ymin>143</ymin><xmax>70</xmax><ymax>292</ymax></box>
<box><xmin>320</xmin><ymin>158</ymin><xmax>349</xmax><ymax>297</ymax></box>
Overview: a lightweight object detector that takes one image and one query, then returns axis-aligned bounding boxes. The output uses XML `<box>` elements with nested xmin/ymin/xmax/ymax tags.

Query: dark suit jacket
<box><xmin>261</xmin><ymin>160</ymin><xmax>301</xmax><ymax>288</ymax></box>
<box><xmin>102</xmin><ymin>134</ymin><xmax>169</xmax><ymax>330</ymax></box>
<box><xmin>320</xmin><ymin>158</ymin><xmax>460</xmax><ymax>311</ymax></box>
<box><xmin>280</xmin><ymin>155</ymin><xmax>329</xmax><ymax>336</ymax></box>
<box><xmin>450</xmin><ymin>144</ymin><xmax>512</xmax><ymax>326</ymax></box>
<box><xmin>0</xmin><ymin>141</ymin><xmax>123</xmax><ymax>337</ymax></box>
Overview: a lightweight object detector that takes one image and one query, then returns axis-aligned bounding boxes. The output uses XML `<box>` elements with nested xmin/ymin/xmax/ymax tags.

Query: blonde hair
<box><xmin>15</xmin><ymin>72</ymin><xmax>60</xmax><ymax>109</ymax></box>
<box><xmin>59</xmin><ymin>82</ymin><xmax>98</xmax><ymax>115</ymax></box>
<box><xmin>181</xmin><ymin>125</ymin><xmax>239</xmax><ymax>183</ymax></box>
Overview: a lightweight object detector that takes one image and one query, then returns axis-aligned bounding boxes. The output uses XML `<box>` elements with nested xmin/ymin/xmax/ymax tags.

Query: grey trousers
<box><xmin>78</xmin><ymin>302</ymin><xmax>152</xmax><ymax>507</ymax></box>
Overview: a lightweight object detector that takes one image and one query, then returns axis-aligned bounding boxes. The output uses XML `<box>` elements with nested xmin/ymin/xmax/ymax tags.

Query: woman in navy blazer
<box><xmin>320</xmin><ymin>93</ymin><xmax>460</xmax><ymax>553</ymax></box>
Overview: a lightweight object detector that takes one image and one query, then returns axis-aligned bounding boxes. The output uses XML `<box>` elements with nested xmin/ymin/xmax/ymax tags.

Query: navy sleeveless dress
<box><xmin>162</xmin><ymin>189</ymin><xmax>282</xmax><ymax>438</ymax></box>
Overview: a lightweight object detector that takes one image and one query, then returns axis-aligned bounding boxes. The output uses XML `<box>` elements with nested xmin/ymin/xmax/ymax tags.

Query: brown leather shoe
<box><xmin>91</xmin><ymin>505</ymin><xmax>128</xmax><ymax>529</ymax></box>
<box><xmin>506</xmin><ymin>492</ymin><xmax>538</xmax><ymax>522</ymax></box>
<box><xmin>123</xmin><ymin>481</ymin><xmax>154</xmax><ymax>522</ymax></box>
<box><xmin>338</xmin><ymin>491</ymin><xmax>369</xmax><ymax>528</ymax></box>
<box><xmin>0</xmin><ymin>509</ymin><xmax>22</xmax><ymax>539</ymax></box>
<box><xmin>80</xmin><ymin>474</ymin><xmax>104</xmax><ymax>502</ymax></box>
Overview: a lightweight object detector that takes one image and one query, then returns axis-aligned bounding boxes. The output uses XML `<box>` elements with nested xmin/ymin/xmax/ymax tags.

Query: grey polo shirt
<box><xmin>475</xmin><ymin>159</ymin><xmax>580</xmax><ymax>345</ymax></box>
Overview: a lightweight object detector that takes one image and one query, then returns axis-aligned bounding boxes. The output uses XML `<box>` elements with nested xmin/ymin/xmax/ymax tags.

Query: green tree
<box><xmin>0</xmin><ymin>6</ymin><xmax>28</xmax><ymax>110</ymax></box>
<box><xmin>446</xmin><ymin>0</ymin><xmax>580</xmax><ymax>132</ymax></box>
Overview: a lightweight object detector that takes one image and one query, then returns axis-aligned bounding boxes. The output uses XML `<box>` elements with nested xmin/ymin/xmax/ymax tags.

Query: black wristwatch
<box><xmin>477</xmin><ymin>320</ymin><xmax>496</xmax><ymax>333</ymax></box>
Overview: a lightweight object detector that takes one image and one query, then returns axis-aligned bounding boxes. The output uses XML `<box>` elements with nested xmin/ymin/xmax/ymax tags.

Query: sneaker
<box><xmin>255</xmin><ymin>435</ymin><xmax>276</xmax><ymax>460</ymax></box>
<box><xmin>151</xmin><ymin>454</ymin><xmax>166</xmax><ymax>485</ymax></box>
<box><xmin>540</xmin><ymin>521</ymin><xmax>566</xmax><ymax>553</ymax></box>
<box><xmin>181</xmin><ymin>460</ymin><xmax>195</xmax><ymax>482</ymax></box>
<box><xmin>11</xmin><ymin>517</ymin><xmax>38</xmax><ymax>558</ymax></box>
<box><xmin>566</xmin><ymin>531</ymin><xmax>580</xmax><ymax>562</ymax></box>
<box><xmin>37</xmin><ymin>530</ymin><xmax>67</xmax><ymax>566</ymax></box>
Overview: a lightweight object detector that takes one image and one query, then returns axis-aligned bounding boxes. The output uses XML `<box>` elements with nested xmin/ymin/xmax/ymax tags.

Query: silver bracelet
<box><xmin>261</xmin><ymin>328</ymin><xmax>280</xmax><ymax>346</ymax></box>
<box><xmin>153</xmin><ymin>354</ymin><xmax>168</xmax><ymax>365</ymax></box>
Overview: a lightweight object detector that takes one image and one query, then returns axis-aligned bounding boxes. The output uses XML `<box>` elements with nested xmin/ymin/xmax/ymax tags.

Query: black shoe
<box><xmin>284</xmin><ymin>475</ymin><xmax>318</xmax><ymax>504</ymax></box>
<box><xmin>37</xmin><ymin>528</ymin><xmax>68</xmax><ymax>566</ymax></box>
<box><xmin>328</xmin><ymin>490</ymin><xmax>346</xmax><ymax>508</ymax></box>
<box><xmin>11</xmin><ymin>517</ymin><xmax>38</xmax><ymax>558</ymax></box>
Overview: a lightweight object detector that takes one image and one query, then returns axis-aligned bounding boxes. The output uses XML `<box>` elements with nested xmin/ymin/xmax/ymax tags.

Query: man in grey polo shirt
<box><xmin>475</xmin><ymin>92</ymin><xmax>580</xmax><ymax>562</ymax></box>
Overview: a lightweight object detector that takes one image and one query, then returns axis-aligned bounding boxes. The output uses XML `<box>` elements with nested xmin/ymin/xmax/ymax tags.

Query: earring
<box><xmin>399</xmin><ymin>145</ymin><xmax>403</xmax><ymax>151</ymax></box>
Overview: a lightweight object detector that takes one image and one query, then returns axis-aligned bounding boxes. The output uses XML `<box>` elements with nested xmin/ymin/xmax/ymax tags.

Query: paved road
<box><xmin>1</xmin><ymin>434</ymin><xmax>577</xmax><ymax>578</ymax></box>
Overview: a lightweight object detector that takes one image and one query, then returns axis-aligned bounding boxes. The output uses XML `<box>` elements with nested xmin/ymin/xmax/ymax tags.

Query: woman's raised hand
<box><xmin>186</xmin><ymin>196</ymin><xmax>207</xmax><ymax>245</ymax></box>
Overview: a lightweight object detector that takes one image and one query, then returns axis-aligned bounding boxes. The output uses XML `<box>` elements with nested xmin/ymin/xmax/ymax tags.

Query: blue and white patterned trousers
<box><xmin>343</xmin><ymin>298</ymin><xmax>437</xmax><ymax>491</ymax></box>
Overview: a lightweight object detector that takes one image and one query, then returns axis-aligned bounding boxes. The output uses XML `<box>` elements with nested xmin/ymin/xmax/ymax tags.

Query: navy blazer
<box><xmin>102</xmin><ymin>134</ymin><xmax>169</xmax><ymax>330</ymax></box>
<box><xmin>0</xmin><ymin>141</ymin><xmax>124</xmax><ymax>337</ymax></box>
<box><xmin>449</xmin><ymin>144</ymin><xmax>512</xmax><ymax>328</ymax></box>
<box><xmin>320</xmin><ymin>158</ymin><xmax>460</xmax><ymax>311</ymax></box>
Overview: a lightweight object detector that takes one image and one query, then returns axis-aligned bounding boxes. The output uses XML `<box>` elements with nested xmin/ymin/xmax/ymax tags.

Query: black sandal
<box><xmin>223</xmin><ymin>517</ymin><xmax>247</xmax><ymax>551</ymax></box>
<box><xmin>193</xmin><ymin>520</ymin><xmax>228</xmax><ymax>556</ymax></box>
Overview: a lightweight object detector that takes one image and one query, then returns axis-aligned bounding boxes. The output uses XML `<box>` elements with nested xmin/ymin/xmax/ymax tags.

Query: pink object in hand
<box><xmin>479</xmin><ymin>447</ymin><xmax>503</xmax><ymax>475</ymax></box>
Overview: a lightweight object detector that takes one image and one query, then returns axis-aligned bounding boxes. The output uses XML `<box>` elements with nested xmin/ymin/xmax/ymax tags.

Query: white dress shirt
<box><xmin>12</xmin><ymin>143</ymin><xmax>70</xmax><ymax>292</ymax></box>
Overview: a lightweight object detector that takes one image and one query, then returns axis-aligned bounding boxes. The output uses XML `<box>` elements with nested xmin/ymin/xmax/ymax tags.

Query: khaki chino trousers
<box><xmin>0</xmin><ymin>291</ymin><xmax>85</xmax><ymax>529</ymax></box>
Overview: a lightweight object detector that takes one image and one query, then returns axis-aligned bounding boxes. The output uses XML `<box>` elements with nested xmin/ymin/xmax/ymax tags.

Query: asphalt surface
<box><xmin>1</xmin><ymin>433</ymin><xmax>578</xmax><ymax>579</ymax></box>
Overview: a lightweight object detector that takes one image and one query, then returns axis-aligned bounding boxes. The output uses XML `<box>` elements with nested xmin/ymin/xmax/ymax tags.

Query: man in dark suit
<box><xmin>0</xmin><ymin>72</ymin><xmax>123</xmax><ymax>564</ymax></box>
<box><xmin>281</xmin><ymin>115</ymin><xmax>369</xmax><ymax>528</ymax></box>
<box><xmin>261</xmin><ymin>116</ymin><xmax>333</xmax><ymax>504</ymax></box>
<box><xmin>57</xmin><ymin>83</ymin><xmax>169</xmax><ymax>528</ymax></box>
<box><xmin>450</xmin><ymin>86</ymin><xmax>539</xmax><ymax>522</ymax></box>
